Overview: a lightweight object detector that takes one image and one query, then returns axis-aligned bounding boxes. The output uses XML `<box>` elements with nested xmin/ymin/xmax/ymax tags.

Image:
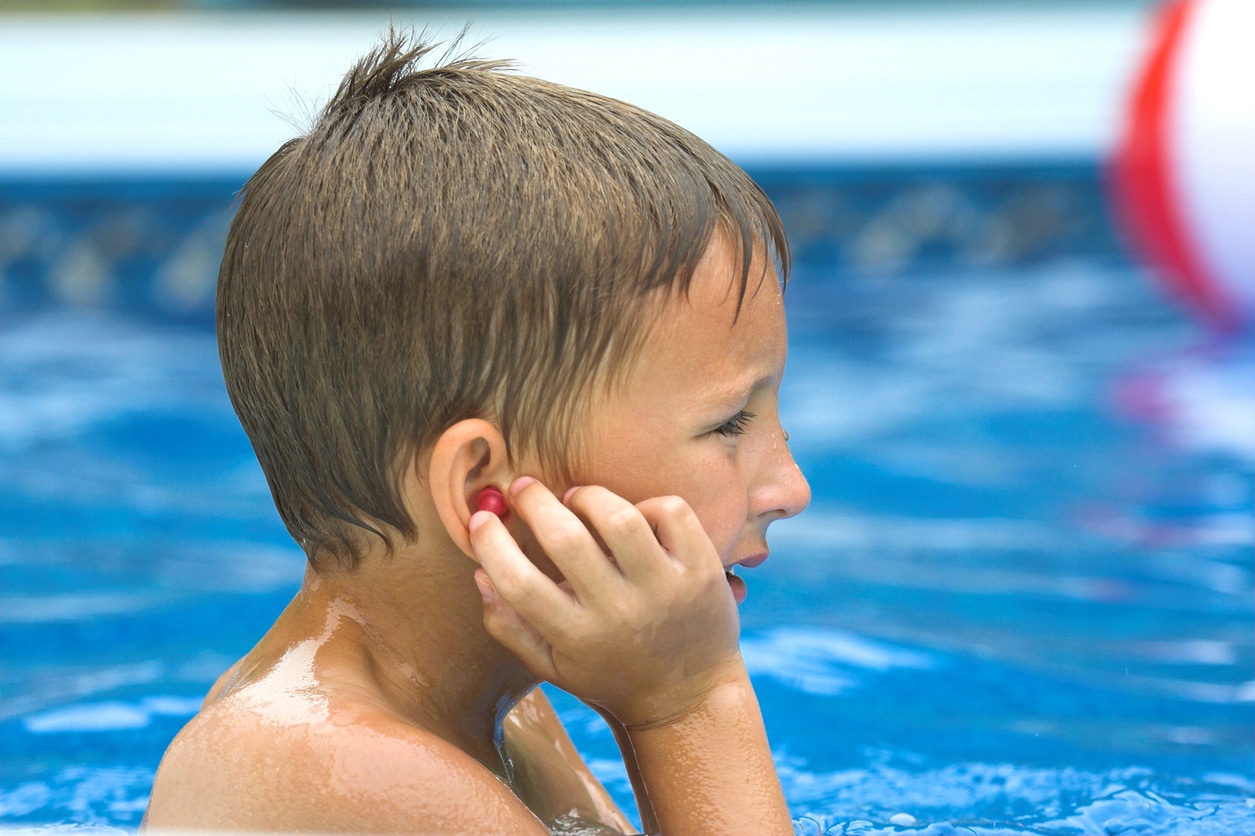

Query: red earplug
<box><xmin>475</xmin><ymin>486</ymin><xmax>508</xmax><ymax>519</ymax></box>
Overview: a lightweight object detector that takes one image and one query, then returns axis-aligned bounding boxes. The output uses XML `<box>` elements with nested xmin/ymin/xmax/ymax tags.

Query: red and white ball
<box><xmin>1111</xmin><ymin>0</ymin><xmax>1255</xmax><ymax>333</ymax></box>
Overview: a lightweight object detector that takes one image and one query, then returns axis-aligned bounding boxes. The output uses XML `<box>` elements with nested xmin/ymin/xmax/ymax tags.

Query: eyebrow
<box><xmin>704</xmin><ymin>371</ymin><xmax>777</xmax><ymax>409</ymax></box>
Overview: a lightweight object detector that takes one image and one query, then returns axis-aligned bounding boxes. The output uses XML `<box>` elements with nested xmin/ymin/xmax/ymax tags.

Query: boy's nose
<box><xmin>777</xmin><ymin>452</ymin><xmax>812</xmax><ymax>520</ymax></box>
<box><xmin>755</xmin><ymin>436</ymin><xmax>811</xmax><ymax>522</ymax></box>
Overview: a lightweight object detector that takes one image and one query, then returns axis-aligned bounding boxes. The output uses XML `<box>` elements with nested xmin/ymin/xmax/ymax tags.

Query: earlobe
<box><xmin>427</xmin><ymin>418</ymin><xmax>512</xmax><ymax>558</ymax></box>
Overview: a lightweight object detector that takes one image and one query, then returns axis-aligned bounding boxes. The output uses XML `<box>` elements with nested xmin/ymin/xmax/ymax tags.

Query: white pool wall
<box><xmin>0</xmin><ymin>3</ymin><xmax>1150</xmax><ymax>175</ymax></box>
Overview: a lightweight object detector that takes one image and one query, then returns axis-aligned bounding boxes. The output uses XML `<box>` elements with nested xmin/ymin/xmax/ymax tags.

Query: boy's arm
<box><xmin>593</xmin><ymin>708</ymin><xmax>659</xmax><ymax>835</ymax></box>
<box><xmin>518</xmin><ymin>675</ymin><xmax>779</xmax><ymax>836</ymax></box>
<box><xmin>622</xmin><ymin>666</ymin><xmax>786</xmax><ymax>835</ymax></box>
<box><xmin>508</xmin><ymin>688</ymin><xmax>661</xmax><ymax>834</ymax></box>
<box><xmin>503</xmin><ymin>688</ymin><xmax>638</xmax><ymax>833</ymax></box>
<box><xmin>471</xmin><ymin>480</ymin><xmax>793</xmax><ymax>836</ymax></box>
<box><xmin>505</xmin><ymin>688</ymin><xmax>661</xmax><ymax>834</ymax></box>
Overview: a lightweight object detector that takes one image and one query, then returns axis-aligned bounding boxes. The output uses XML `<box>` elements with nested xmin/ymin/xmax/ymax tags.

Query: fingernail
<box><xmin>474</xmin><ymin>570</ymin><xmax>496</xmax><ymax>604</ymax></box>
<box><xmin>562</xmin><ymin>485</ymin><xmax>581</xmax><ymax>504</ymax></box>
<box><xmin>509</xmin><ymin>476</ymin><xmax>537</xmax><ymax>497</ymax></box>
<box><xmin>468</xmin><ymin>510</ymin><xmax>494</xmax><ymax>534</ymax></box>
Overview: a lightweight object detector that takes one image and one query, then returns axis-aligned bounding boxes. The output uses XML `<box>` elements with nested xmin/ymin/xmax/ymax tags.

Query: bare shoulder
<box><xmin>145</xmin><ymin>685</ymin><xmax>549</xmax><ymax>834</ymax></box>
<box><xmin>201</xmin><ymin>657</ymin><xmax>243</xmax><ymax>707</ymax></box>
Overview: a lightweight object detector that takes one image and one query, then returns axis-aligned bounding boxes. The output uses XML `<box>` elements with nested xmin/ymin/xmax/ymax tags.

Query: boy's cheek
<box><xmin>686</xmin><ymin>498</ymin><xmax>749</xmax><ymax>562</ymax></box>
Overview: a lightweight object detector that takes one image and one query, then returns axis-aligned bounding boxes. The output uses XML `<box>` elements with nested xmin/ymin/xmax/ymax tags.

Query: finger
<box><xmin>635</xmin><ymin>495</ymin><xmax>721</xmax><ymax>572</ymax></box>
<box><xmin>565</xmin><ymin>485</ymin><xmax>669</xmax><ymax>582</ymax></box>
<box><xmin>507</xmin><ymin>478</ymin><xmax>620</xmax><ymax>603</ymax></box>
<box><xmin>475</xmin><ymin>570</ymin><xmax>558</xmax><ymax>681</ymax></box>
<box><xmin>470</xmin><ymin>510</ymin><xmax>582</xmax><ymax>636</ymax></box>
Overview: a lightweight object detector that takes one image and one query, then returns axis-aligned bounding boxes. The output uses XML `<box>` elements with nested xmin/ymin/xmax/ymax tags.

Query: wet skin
<box><xmin>143</xmin><ymin>235</ymin><xmax>809</xmax><ymax>834</ymax></box>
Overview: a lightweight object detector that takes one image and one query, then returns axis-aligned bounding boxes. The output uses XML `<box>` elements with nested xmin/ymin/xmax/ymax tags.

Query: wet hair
<box><xmin>217</xmin><ymin>28</ymin><xmax>790</xmax><ymax>569</ymax></box>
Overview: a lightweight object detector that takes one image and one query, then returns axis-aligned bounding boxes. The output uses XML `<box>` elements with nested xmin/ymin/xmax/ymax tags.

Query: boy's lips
<box><xmin>733</xmin><ymin>552</ymin><xmax>769</xmax><ymax>570</ymax></box>
<box><xmin>724</xmin><ymin>552</ymin><xmax>768</xmax><ymax>605</ymax></box>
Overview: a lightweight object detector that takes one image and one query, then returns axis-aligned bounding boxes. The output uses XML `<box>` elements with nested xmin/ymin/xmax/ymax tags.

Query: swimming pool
<box><xmin>1</xmin><ymin>170</ymin><xmax>1252</xmax><ymax>834</ymax></box>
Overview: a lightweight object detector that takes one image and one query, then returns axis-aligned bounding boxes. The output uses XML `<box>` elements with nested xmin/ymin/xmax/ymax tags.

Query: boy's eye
<box><xmin>712</xmin><ymin>409</ymin><xmax>756</xmax><ymax>438</ymax></box>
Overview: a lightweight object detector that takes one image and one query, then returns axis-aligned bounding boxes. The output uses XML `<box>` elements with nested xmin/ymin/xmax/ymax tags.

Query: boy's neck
<box><xmin>289</xmin><ymin>540</ymin><xmax>538</xmax><ymax>772</ymax></box>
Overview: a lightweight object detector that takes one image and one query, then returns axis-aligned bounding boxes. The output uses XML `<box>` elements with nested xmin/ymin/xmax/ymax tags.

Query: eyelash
<box><xmin>713</xmin><ymin>410</ymin><xmax>756</xmax><ymax>437</ymax></box>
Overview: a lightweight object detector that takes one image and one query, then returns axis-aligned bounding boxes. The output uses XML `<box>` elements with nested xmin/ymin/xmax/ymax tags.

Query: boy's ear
<box><xmin>427</xmin><ymin>418</ymin><xmax>511</xmax><ymax>559</ymax></box>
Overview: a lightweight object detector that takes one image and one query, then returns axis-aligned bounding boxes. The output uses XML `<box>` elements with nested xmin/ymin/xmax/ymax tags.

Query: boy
<box><xmin>144</xmin><ymin>30</ymin><xmax>809</xmax><ymax>835</ymax></box>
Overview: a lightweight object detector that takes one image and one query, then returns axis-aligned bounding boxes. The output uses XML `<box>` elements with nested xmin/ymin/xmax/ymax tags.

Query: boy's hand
<box><xmin>469</xmin><ymin>477</ymin><xmax>743</xmax><ymax>730</ymax></box>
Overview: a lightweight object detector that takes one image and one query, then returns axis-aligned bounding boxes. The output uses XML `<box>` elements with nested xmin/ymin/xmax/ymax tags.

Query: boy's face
<box><xmin>575</xmin><ymin>235</ymin><xmax>811</xmax><ymax>602</ymax></box>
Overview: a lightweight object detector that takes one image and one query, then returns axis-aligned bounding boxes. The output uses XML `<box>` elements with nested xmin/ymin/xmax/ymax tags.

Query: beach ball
<box><xmin>1110</xmin><ymin>0</ymin><xmax>1255</xmax><ymax>333</ymax></box>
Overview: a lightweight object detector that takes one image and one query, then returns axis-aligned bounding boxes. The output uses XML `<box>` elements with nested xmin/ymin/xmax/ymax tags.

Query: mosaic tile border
<box><xmin>1</xmin><ymin>163</ymin><xmax>1130</xmax><ymax>324</ymax></box>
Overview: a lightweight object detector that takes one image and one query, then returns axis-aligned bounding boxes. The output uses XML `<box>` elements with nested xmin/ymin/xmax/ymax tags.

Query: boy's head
<box><xmin>217</xmin><ymin>30</ymin><xmax>790</xmax><ymax>569</ymax></box>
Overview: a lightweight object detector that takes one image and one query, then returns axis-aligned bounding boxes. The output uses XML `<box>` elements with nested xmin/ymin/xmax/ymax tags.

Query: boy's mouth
<box><xmin>724</xmin><ymin>553</ymin><xmax>766</xmax><ymax>605</ymax></box>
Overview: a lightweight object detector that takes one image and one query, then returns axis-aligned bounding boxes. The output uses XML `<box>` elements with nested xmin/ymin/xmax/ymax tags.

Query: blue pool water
<box><xmin>1</xmin><ymin>172</ymin><xmax>1252</xmax><ymax>834</ymax></box>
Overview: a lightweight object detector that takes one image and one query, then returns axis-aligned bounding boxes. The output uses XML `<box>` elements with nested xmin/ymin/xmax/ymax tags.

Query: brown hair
<box><xmin>217</xmin><ymin>29</ymin><xmax>790</xmax><ymax>569</ymax></box>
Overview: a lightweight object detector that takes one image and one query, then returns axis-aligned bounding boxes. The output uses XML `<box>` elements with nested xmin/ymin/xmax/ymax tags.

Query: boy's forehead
<box><xmin>660</xmin><ymin>232</ymin><xmax>778</xmax><ymax>317</ymax></box>
<box><xmin>676</xmin><ymin>236</ymin><xmax>780</xmax><ymax>331</ymax></box>
<box><xmin>631</xmin><ymin>238</ymin><xmax>786</xmax><ymax>386</ymax></box>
